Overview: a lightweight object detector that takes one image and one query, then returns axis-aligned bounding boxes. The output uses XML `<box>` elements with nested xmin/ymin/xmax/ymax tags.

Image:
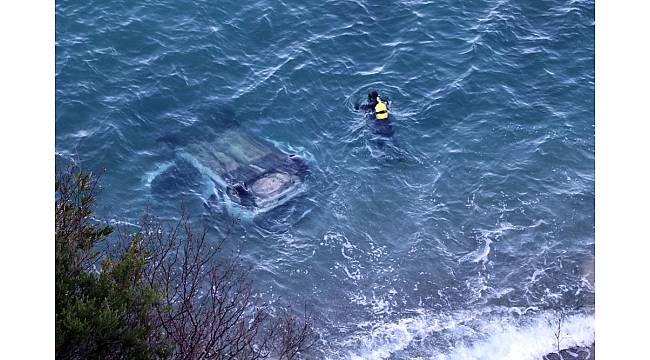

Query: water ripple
<box><xmin>56</xmin><ymin>0</ymin><xmax>594</xmax><ymax>357</ymax></box>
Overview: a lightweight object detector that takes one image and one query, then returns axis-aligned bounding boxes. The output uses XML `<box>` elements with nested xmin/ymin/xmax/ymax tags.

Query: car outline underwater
<box><xmin>149</xmin><ymin>125</ymin><xmax>308</xmax><ymax>219</ymax></box>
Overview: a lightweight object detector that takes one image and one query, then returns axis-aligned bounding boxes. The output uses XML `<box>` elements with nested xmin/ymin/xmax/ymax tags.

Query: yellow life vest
<box><xmin>375</xmin><ymin>101</ymin><xmax>388</xmax><ymax>120</ymax></box>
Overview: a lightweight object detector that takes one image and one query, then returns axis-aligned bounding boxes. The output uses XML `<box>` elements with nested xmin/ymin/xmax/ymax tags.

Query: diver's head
<box><xmin>368</xmin><ymin>91</ymin><xmax>379</xmax><ymax>102</ymax></box>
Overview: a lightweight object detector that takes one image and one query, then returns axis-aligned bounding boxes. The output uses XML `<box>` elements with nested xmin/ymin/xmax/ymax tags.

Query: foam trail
<box><xmin>142</xmin><ymin>161</ymin><xmax>174</xmax><ymax>188</ymax></box>
<box><xmin>459</xmin><ymin>237</ymin><xmax>493</xmax><ymax>263</ymax></box>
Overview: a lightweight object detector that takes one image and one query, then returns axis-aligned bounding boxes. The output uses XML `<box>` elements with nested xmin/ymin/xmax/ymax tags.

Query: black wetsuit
<box><xmin>358</xmin><ymin>99</ymin><xmax>378</xmax><ymax>112</ymax></box>
<box><xmin>373</xmin><ymin>117</ymin><xmax>394</xmax><ymax>137</ymax></box>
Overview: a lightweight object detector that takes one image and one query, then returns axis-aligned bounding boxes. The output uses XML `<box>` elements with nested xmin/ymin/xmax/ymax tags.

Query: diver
<box><xmin>356</xmin><ymin>90</ymin><xmax>380</xmax><ymax>112</ymax></box>
<box><xmin>355</xmin><ymin>90</ymin><xmax>394</xmax><ymax>137</ymax></box>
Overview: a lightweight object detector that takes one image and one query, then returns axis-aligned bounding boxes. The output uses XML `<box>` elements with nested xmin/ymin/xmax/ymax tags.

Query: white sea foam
<box><xmin>142</xmin><ymin>161</ymin><xmax>174</xmax><ymax>188</ymax></box>
<box><xmin>347</xmin><ymin>311</ymin><xmax>438</xmax><ymax>360</ymax></box>
<box><xmin>440</xmin><ymin>312</ymin><xmax>594</xmax><ymax>360</ymax></box>
<box><xmin>459</xmin><ymin>220</ymin><xmax>547</xmax><ymax>264</ymax></box>
<box><xmin>342</xmin><ymin>308</ymin><xmax>594</xmax><ymax>360</ymax></box>
<box><xmin>458</xmin><ymin>236</ymin><xmax>493</xmax><ymax>264</ymax></box>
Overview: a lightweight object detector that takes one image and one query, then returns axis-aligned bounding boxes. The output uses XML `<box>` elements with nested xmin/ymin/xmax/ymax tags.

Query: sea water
<box><xmin>56</xmin><ymin>0</ymin><xmax>595</xmax><ymax>358</ymax></box>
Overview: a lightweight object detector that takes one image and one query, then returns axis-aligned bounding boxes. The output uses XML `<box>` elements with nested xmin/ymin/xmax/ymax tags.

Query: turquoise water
<box><xmin>56</xmin><ymin>0</ymin><xmax>595</xmax><ymax>358</ymax></box>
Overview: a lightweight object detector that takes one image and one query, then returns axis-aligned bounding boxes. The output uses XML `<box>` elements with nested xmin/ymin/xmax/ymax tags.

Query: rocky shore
<box><xmin>543</xmin><ymin>343</ymin><xmax>595</xmax><ymax>360</ymax></box>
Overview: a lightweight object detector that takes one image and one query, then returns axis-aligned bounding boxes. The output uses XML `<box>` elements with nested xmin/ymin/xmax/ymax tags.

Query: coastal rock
<box><xmin>543</xmin><ymin>343</ymin><xmax>595</xmax><ymax>360</ymax></box>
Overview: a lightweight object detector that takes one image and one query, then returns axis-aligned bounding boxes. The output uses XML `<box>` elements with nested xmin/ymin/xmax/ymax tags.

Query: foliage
<box><xmin>56</xmin><ymin>170</ymin><xmax>171</xmax><ymax>359</ymax></box>
<box><xmin>55</xmin><ymin>168</ymin><xmax>314</xmax><ymax>359</ymax></box>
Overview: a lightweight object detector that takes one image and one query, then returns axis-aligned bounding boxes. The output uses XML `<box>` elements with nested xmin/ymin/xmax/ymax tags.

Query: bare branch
<box><xmin>128</xmin><ymin>215</ymin><xmax>315</xmax><ymax>359</ymax></box>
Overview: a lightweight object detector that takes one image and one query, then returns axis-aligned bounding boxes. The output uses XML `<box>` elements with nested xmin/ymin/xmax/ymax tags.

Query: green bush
<box><xmin>55</xmin><ymin>169</ymin><xmax>314</xmax><ymax>359</ymax></box>
<box><xmin>55</xmin><ymin>171</ymin><xmax>171</xmax><ymax>359</ymax></box>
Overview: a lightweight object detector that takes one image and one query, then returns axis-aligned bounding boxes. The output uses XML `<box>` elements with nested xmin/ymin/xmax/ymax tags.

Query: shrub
<box><xmin>55</xmin><ymin>169</ymin><xmax>314</xmax><ymax>359</ymax></box>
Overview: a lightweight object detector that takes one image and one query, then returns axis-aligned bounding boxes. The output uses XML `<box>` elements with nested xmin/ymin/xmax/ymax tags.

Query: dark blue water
<box><xmin>56</xmin><ymin>0</ymin><xmax>595</xmax><ymax>358</ymax></box>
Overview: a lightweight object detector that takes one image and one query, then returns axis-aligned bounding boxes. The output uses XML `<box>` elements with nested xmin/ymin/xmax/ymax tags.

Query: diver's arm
<box><xmin>358</xmin><ymin>103</ymin><xmax>374</xmax><ymax>112</ymax></box>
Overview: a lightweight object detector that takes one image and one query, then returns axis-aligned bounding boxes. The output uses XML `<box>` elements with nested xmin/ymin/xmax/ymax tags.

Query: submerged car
<box><xmin>151</xmin><ymin>126</ymin><xmax>308</xmax><ymax>217</ymax></box>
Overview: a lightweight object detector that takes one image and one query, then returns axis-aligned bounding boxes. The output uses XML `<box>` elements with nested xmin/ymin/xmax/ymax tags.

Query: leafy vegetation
<box><xmin>55</xmin><ymin>169</ymin><xmax>314</xmax><ymax>359</ymax></box>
